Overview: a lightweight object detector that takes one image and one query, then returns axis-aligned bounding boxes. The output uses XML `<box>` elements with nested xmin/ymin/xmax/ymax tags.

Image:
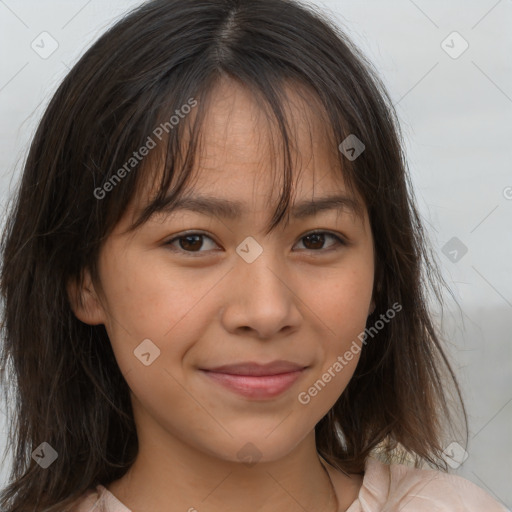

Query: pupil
<box><xmin>305</xmin><ymin>233</ymin><xmax>324</xmax><ymax>249</ymax></box>
<box><xmin>181</xmin><ymin>235</ymin><xmax>202</xmax><ymax>251</ymax></box>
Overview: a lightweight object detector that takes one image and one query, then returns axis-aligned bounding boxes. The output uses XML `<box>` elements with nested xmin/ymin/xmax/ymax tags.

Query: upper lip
<box><xmin>201</xmin><ymin>360</ymin><xmax>308</xmax><ymax>376</ymax></box>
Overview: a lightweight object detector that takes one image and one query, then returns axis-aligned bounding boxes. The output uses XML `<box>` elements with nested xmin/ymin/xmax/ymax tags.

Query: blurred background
<box><xmin>0</xmin><ymin>0</ymin><xmax>511</xmax><ymax>507</ymax></box>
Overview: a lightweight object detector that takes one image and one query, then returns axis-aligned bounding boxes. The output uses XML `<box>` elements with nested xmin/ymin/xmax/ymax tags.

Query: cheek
<box><xmin>293</xmin><ymin>268</ymin><xmax>372</xmax><ymax>416</ymax></box>
<box><xmin>97</xmin><ymin>247</ymin><xmax>229</xmax><ymax>378</ymax></box>
<box><xmin>298</xmin><ymin>258</ymin><xmax>373</xmax><ymax>384</ymax></box>
<box><xmin>302</xmin><ymin>261</ymin><xmax>374</xmax><ymax>341</ymax></box>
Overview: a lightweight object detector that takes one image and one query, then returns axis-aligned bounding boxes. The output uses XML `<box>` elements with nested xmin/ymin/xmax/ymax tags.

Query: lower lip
<box><xmin>200</xmin><ymin>369</ymin><xmax>306</xmax><ymax>399</ymax></box>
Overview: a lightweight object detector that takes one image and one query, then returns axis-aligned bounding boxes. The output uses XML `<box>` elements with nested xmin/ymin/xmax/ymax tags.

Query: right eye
<box><xmin>164</xmin><ymin>232</ymin><xmax>220</xmax><ymax>257</ymax></box>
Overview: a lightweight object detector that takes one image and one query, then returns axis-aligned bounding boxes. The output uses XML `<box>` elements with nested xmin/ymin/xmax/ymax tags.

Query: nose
<box><xmin>219</xmin><ymin>251</ymin><xmax>302</xmax><ymax>340</ymax></box>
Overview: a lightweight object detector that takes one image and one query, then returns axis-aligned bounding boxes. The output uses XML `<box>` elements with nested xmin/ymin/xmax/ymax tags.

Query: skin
<box><xmin>68</xmin><ymin>78</ymin><xmax>375</xmax><ymax>512</ymax></box>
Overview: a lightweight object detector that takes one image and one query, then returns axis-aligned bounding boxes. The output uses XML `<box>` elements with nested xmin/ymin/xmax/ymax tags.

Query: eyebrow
<box><xmin>152</xmin><ymin>193</ymin><xmax>364</xmax><ymax>221</ymax></box>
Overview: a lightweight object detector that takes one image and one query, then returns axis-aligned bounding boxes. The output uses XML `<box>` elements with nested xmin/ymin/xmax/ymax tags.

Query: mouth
<box><xmin>199</xmin><ymin>360</ymin><xmax>309</xmax><ymax>400</ymax></box>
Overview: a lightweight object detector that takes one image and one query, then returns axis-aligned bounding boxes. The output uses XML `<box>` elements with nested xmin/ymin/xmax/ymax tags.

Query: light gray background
<box><xmin>0</xmin><ymin>0</ymin><xmax>511</xmax><ymax>508</ymax></box>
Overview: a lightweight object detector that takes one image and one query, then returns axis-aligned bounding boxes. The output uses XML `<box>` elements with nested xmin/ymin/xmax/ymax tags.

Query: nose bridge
<box><xmin>236</xmin><ymin>239</ymin><xmax>289</xmax><ymax>303</ymax></box>
<box><xmin>220</xmin><ymin>238</ymin><xmax>301</xmax><ymax>338</ymax></box>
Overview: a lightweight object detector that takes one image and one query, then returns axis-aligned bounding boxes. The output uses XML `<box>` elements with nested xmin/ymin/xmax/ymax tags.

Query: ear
<box><xmin>368</xmin><ymin>299</ymin><xmax>376</xmax><ymax>316</ymax></box>
<box><xmin>66</xmin><ymin>268</ymin><xmax>107</xmax><ymax>325</ymax></box>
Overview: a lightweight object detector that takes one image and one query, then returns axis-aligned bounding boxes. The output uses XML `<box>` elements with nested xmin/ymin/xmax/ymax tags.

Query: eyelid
<box><xmin>296</xmin><ymin>230</ymin><xmax>349</xmax><ymax>252</ymax></box>
<box><xmin>297</xmin><ymin>229</ymin><xmax>348</xmax><ymax>245</ymax></box>
<box><xmin>164</xmin><ymin>229</ymin><xmax>349</xmax><ymax>256</ymax></box>
<box><xmin>163</xmin><ymin>230</ymin><xmax>220</xmax><ymax>257</ymax></box>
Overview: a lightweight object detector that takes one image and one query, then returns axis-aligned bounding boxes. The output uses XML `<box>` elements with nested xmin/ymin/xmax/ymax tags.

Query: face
<box><xmin>69</xmin><ymin>79</ymin><xmax>375</xmax><ymax>464</ymax></box>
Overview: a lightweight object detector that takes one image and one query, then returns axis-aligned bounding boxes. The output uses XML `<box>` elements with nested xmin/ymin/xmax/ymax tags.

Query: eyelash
<box><xmin>164</xmin><ymin>230</ymin><xmax>347</xmax><ymax>257</ymax></box>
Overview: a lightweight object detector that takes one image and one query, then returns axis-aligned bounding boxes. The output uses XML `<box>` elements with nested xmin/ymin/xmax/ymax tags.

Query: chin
<box><xmin>201</xmin><ymin>431</ymin><xmax>307</xmax><ymax>465</ymax></box>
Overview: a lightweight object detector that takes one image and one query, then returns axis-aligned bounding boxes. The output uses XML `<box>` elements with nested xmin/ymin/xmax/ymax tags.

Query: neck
<box><xmin>107</xmin><ymin>429</ymin><xmax>339</xmax><ymax>512</ymax></box>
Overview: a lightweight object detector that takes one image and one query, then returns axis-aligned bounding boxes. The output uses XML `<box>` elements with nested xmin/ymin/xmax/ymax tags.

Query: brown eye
<box><xmin>165</xmin><ymin>232</ymin><xmax>218</xmax><ymax>255</ymax></box>
<box><xmin>178</xmin><ymin>234</ymin><xmax>204</xmax><ymax>252</ymax></box>
<box><xmin>302</xmin><ymin>233</ymin><xmax>325</xmax><ymax>250</ymax></box>
<box><xmin>164</xmin><ymin>230</ymin><xmax>346</xmax><ymax>258</ymax></box>
<box><xmin>296</xmin><ymin>231</ymin><xmax>346</xmax><ymax>252</ymax></box>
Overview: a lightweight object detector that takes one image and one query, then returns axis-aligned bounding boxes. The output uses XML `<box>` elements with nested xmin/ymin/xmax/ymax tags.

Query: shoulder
<box><xmin>359</xmin><ymin>456</ymin><xmax>508</xmax><ymax>512</ymax></box>
<box><xmin>324</xmin><ymin>456</ymin><xmax>509</xmax><ymax>512</ymax></box>
<box><xmin>69</xmin><ymin>484</ymin><xmax>132</xmax><ymax>512</ymax></box>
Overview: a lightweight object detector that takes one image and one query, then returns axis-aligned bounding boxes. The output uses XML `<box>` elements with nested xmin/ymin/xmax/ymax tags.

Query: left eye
<box><xmin>296</xmin><ymin>231</ymin><xmax>346</xmax><ymax>251</ymax></box>
<box><xmin>164</xmin><ymin>231</ymin><xmax>346</xmax><ymax>256</ymax></box>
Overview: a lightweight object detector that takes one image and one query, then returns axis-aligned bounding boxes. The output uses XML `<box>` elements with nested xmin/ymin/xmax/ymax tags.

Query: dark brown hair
<box><xmin>0</xmin><ymin>0</ymin><xmax>467</xmax><ymax>510</ymax></box>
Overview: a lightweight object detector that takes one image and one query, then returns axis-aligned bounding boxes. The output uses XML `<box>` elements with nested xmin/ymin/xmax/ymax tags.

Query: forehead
<box><xmin>192</xmin><ymin>77</ymin><xmax>344</xmax><ymax>193</ymax></box>
<box><xmin>196</xmin><ymin>80</ymin><xmax>343</xmax><ymax>188</ymax></box>
<box><xmin>122</xmin><ymin>77</ymin><xmax>367</xmax><ymax>232</ymax></box>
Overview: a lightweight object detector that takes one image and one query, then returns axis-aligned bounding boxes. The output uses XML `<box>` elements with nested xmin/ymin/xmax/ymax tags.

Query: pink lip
<box><xmin>205</xmin><ymin>360</ymin><xmax>306</xmax><ymax>376</ymax></box>
<box><xmin>199</xmin><ymin>361</ymin><xmax>308</xmax><ymax>399</ymax></box>
<box><xmin>200</xmin><ymin>369</ymin><xmax>306</xmax><ymax>399</ymax></box>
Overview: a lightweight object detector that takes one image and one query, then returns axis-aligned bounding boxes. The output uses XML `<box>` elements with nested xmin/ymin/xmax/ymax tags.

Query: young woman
<box><xmin>0</xmin><ymin>0</ymin><xmax>507</xmax><ymax>510</ymax></box>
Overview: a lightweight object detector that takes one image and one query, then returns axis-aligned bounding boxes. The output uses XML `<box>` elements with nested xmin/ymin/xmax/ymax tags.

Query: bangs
<box><xmin>116</xmin><ymin>72</ymin><xmax>367</xmax><ymax>239</ymax></box>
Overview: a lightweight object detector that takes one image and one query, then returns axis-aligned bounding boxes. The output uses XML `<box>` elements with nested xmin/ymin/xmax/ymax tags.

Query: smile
<box><xmin>199</xmin><ymin>369</ymin><xmax>307</xmax><ymax>400</ymax></box>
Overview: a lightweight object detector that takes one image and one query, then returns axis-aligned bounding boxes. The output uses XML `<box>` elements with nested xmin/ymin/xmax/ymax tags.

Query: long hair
<box><xmin>0</xmin><ymin>0</ymin><xmax>467</xmax><ymax>510</ymax></box>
